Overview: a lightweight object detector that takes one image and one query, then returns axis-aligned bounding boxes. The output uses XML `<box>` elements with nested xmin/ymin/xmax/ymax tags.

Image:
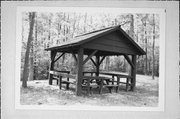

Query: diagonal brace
<box><xmin>71</xmin><ymin>52</ymin><xmax>78</xmax><ymax>63</ymax></box>
<box><xmin>123</xmin><ymin>54</ymin><xmax>135</xmax><ymax>69</ymax></box>
<box><xmin>99</xmin><ymin>56</ymin><xmax>106</xmax><ymax>65</ymax></box>
<box><xmin>54</xmin><ymin>52</ymin><xmax>65</xmax><ymax>63</ymax></box>
<box><xmin>90</xmin><ymin>58</ymin><xmax>97</xmax><ymax>67</ymax></box>
<box><xmin>83</xmin><ymin>50</ymin><xmax>98</xmax><ymax>65</ymax></box>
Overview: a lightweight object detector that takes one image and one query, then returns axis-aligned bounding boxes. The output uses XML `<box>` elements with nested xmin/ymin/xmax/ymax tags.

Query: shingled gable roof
<box><xmin>45</xmin><ymin>25</ymin><xmax>146</xmax><ymax>55</ymax></box>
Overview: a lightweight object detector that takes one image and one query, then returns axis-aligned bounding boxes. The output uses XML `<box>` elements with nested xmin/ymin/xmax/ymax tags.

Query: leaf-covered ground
<box><xmin>20</xmin><ymin>74</ymin><xmax>159</xmax><ymax>107</ymax></box>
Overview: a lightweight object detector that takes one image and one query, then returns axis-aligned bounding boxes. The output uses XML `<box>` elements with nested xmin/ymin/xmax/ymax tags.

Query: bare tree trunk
<box><xmin>66</xmin><ymin>13</ymin><xmax>70</xmax><ymax>41</ymax></box>
<box><xmin>141</xmin><ymin>14</ymin><xmax>148</xmax><ymax>75</ymax></box>
<box><xmin>144</xmin><ymin>20</ymin><xmax>148</xmax><ymax>75</ymax></box>
<box><xmin>152</xmin><ymin>14</ymin><xmax>155</xmax><ymax>79</ymax></box>
<box><xmin>84</xmin><ymin>13</ymin><xmax>87</xmax><ymax>33</ymax></box>
<box><xmin>33</xmin><ymin>15</ymin><xmax>38</xmax><ymax>80</ymax></box>
<box><xmin>105</xmin><ymin>57</ymin><xmax>110</xmax><ymax>71</ymax></box>
<box><xmin>128</xmin><ymin>14</ymin><xmax>134</xmax><ymax>75</ymax></box>
<box><xmin>129</xmin><ymin>14</ymin><xmax>134</xmax><ymax>39</ymax></box>
<box><xmin>22</xmin><ymin>12</ymin><xmax>35</xmax><ymax>88</ymax></box>
<box><xmin>63</xmin><ymin>13</ymin><xmax>66</xmax><ymax>42</ymax></box>
<box><xmin>48</xmin><ymin>18</ymin><xmax>51</xmax><ymax>43</ymax></box>
<box><xmin>29</xmin><ymin>43</ymin><xmax>34</xmax><ymax>81</ymax></box>
<box><xmin>72</xmin><ymin>13</ymin><xmax>76</xmax><ymax>38</ymax></box>
<box><xmin>62</xmin><ymin>13</ymin><xmax>66</xmax><ymax>64</ymax></box>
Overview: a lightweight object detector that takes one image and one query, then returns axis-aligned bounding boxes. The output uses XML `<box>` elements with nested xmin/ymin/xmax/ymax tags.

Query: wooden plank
<box><xmin>54</xmin><ymin>52</ymin><xmax>65</xmax><ymax>63</ymax></box>
<box><xmin>123</xmin><ymin>54</ymin><xmax>135</xmax><ymax>69</ymax></box>
<box><xmin>53</xmin><ymin>69</ymin><xmax>70</xmax><ymax>74</ymax></box>
<box><xmin>100</xmin><ymin>72</ymin><xmax>132</xmax><ymax>78</ymax></box>
<box><xmin>76</xmin><ymin>47</ymin><xmax>84</xmax><ymax>96</ymax></box>
<box><xmin>50</xmin><ymin>71</ymin><xmax>76</xmax><ymax>79</ymax></box>
<box><xmin>83</xmin><ymin>50</ymin><xmax>98</xmax><ymax>65</ymax></box>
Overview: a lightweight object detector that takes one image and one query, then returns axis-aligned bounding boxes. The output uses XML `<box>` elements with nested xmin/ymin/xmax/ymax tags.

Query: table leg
<box><xmin>126</xmin><ymin>78</ymin><xmax>130</xmax><ymax>91</ymax></box>
<box><xmin>99</xmin><ymin>79</ymin><xmax>103</xmax><ymax>94</ymax></box>
<box><xmin>56</xmin><ymin>79</ymin><xmax>58</xmax><ymax>85</ymax></box>
<box><xmin>87</xmin><ymin>78</ymin><xmax>90</xmax><ymax>95</ymax></box>
<box><xmin>66</xmin><ymin>83</ymin><xmax>69</xmax><ymax>90</ymax></box>
<box><xmin>116</xmin><ymin>76</ymin><xmax>120</xmax><ymax>93</ymax></box>
<box><xmin>112</xmin><ymin>75</ymin><xmax>114</xmax><ymax>85</ymax></box>
<box><xmin>59</xmin><ymin>76</ymin><xmax>62</xmax><ymax>90</ymax></box>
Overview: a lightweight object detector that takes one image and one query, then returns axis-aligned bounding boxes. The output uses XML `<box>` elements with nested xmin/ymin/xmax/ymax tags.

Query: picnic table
<box><xmin>83</xmin><ymin>71</ymin><xmax>133</xmax><ymax>92</ymax></box>
<box><xmin>100</xmin><ymin>72</ymin><xmax>133</xmax><ymax>91</ymax></box>
<box><xmin>50</xmin><ymin>70</ymin><xmax>132</xmax><ymax>95</ymax></box>
<box><xmin>82</xmin><ymin>76</ymin><xmax>114</xmax><ymax>95</ymax></box>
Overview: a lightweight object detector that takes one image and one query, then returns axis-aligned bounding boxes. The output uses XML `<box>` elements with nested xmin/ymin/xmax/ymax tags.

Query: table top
<box><xmin>100</xmin><ymin>72</ymin><xmax>132</xmax><ymax>78</ymax></box>
<box><xmin>83</xmin><ymin>76</ymin><xmax>111</xmax><ymax>80</ymax></box>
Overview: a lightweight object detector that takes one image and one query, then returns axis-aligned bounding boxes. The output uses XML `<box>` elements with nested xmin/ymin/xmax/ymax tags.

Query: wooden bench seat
<box><xmin>61</xmin><ymin>80</ymin><xmax>76</xmax><ymax>84</ymax></box>
<box><xmin>58</xmin><ymin>73</ymin><xmax>76</xmax><ymax>90</ymax></box>
<box><xmin>49</xmin><ymin>70</ymin><xmax>70</xmax><ymax>85</ymax></box>
<box><xmin>49</xmin><ymin>70</ymin><xmax>76</xmax><ymax>90</ymax></box>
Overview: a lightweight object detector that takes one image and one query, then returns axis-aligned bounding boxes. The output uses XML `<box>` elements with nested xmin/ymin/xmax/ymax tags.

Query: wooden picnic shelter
<box><xmin>45</xmin><ymin>25</ymin><xmax>146</xmax><ymax>96</ymax></box>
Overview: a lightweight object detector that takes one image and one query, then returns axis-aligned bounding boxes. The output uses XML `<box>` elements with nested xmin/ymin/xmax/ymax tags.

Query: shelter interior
<box><xmin>45</xmin><ymin>25</ymin><xmax>146</xmax><ymax>96</ymax></box>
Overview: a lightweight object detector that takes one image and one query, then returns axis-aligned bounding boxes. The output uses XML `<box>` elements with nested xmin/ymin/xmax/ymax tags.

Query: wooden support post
<box><xmin>48</xmin><ymin>51</ymin><xmax>57</xmax><ymax>85</ymax></box>
<box><xmin>130</xmin><ymin>55</ymin><xmax>137</xmax><ymax>91</ymax></box>
<box><xmin>96</xmin><ymin>55</ymin><xmax>100</xmax><ymax>76</ymax></box>
<box><xmin>76</xmin><ymin>47</ymin><xmax>84</xmax><ymax>96</ymax></box>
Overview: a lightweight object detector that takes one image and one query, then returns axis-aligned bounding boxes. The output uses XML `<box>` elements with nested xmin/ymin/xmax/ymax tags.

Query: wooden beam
<box><xmin>83</xmin><ymin>50</ymin><xmax>98</xmax><ymax>65</ymax></box>
<box><xmin>76</xmin><ymin>47</ymin><xmax>84</xmax><ymax>96</ymax></box>
<box><xmin>90</xmin><ymin>58</ymin><xmax>97</xmax><ymax>67</ymax></box>
<box><xmin>130</xmin><ymin>55</ymin><xmax>136</xmax><ymax>91</ymax></box>
<box><xmin>123</xmin><ymin>55</ymin><xmax>135</xmax><ymax>69</ymax></box>
<box><xmin>54</xmin><ymin>52</ymin><xmax>65</xmax><ymax>63</ymax></box>
<box><xmin>99</xmin><ymin>56</ymin><xmax>106</xmax><ymax>65</ymax></box>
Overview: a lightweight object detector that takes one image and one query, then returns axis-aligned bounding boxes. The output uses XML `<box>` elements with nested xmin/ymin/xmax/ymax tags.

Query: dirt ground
<box><xmin>20</xmin><ymin>74</ymin><xmax>159</xmax><ymax>107</ymax></box>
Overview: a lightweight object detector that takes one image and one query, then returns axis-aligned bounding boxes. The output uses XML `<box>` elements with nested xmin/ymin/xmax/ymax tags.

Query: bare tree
<box><xmin>152</xmin><ymin>14</ymin><xmax>155</xmax><ymax>79</ymax></box>
<box><xmin>22</xmin><ymin>12</ymin><xmax>36</xmax><ymax>88</ymax></box>
<box><xmin>141</xmin><ymin>14</ymin><xmax>148</xmax><ymax>75</ymax></box>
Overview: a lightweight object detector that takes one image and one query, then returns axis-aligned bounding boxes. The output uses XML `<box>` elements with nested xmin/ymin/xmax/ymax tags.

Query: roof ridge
<box><xmin>75</xmin><ymin>25</ymin><xmax>121</xmax><ymax>38</ymax></box>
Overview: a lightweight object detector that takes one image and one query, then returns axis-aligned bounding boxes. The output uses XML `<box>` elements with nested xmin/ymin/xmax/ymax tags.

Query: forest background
<box><xmin>21</xmin><ymin>11</ymin><xmax>160</xmax><ymax>81</ymax></box>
